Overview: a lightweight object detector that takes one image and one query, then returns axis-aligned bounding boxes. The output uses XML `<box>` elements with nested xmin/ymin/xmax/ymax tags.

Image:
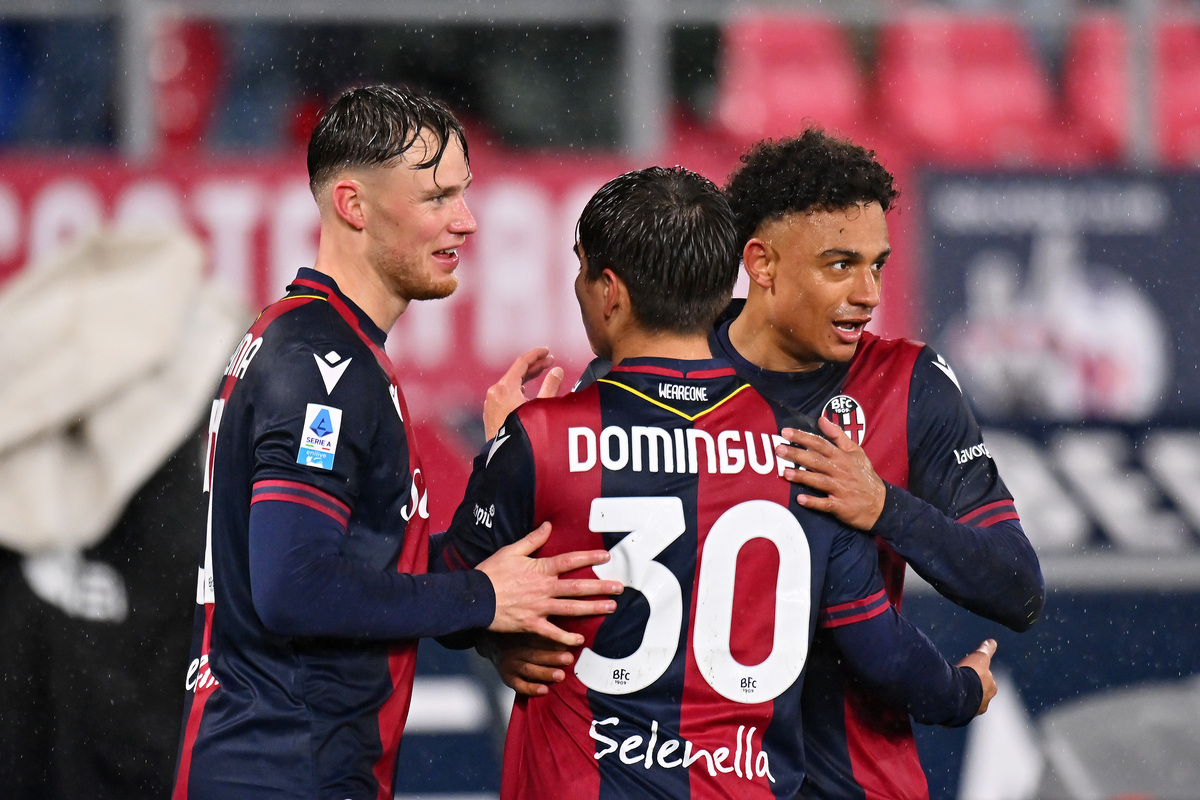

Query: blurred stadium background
<box><xmin>2</xmin><ymin>1</ymin><xmax>1199</xmax><ymax>798</ymax></box>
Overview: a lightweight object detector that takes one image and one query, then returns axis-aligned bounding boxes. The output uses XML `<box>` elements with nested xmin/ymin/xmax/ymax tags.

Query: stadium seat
<box><xmin>1158</xmin><ymin>18</ymin><xmax>1200</xmax><ymax>166</ymax></box>
<box><xmin>713</xmin><ymin>13</ymin><xmax>867</xmax><ymax>142</ymax></box>
<box><xmin>1062</xmin><ymin>13</ymin><xmax>1129</xmax><ymax>163</ymax></box>
<box><xmin>153</xmin><ymin>20</ymin><xmax>223</xmax><ymax>152</ymax></box>
<box><xmin>873</xmin><ymin>12</ymin><xmax>1062</xmax><ymax>166</ymax></box>
<box><xmin>1064</xmin><ymin>13</ymin><xmax>1200</xmax><ymax>167</ymax></box>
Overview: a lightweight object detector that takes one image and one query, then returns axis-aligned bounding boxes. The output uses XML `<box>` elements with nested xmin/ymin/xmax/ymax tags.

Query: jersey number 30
<box><xmin>575</xmin><ymin>497</ymin><xmax>811</xmax><ymax>704</ymax></box>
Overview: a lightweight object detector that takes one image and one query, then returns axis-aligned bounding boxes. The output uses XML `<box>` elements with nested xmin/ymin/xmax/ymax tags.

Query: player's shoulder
<box><xmin>855</xmin><ymin>330</ymin><xmax>928</xmax><ymax>365</ymax></box>
<box><xmin>856</xmin><ymin>331</ymin><xmax>962</xmax><ymax>387</ymax></box>
<box><xmin>241</xmin><ymin>297</ymin><xmax>380</xmax><ymax>403</ymax></box>
<box><xmin>252</xmin><ymin>293</ymin><xmax>374</xmax><ymax>369</ymax></box>
<box><xmin>736</xmin><ymin>382</ymin><xmax>820</xmax><ymax>435</ymax></box>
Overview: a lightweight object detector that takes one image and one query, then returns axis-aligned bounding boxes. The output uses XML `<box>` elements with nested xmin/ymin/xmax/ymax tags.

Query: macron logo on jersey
<box><xmin>933</xmin><ymin>354</ymin><xmax>963</xmax><ymax>393</ymax></box>
<box><xmin>314</xmin><ymin>351</ymin><xmax>352</xmax><ymax>394</ymax></box>
<box><xmin>486</xmin><ymin>426</ymin><xmax>511</xmax><ymax>467</ymax></box>
<box><xmin>298</xmin><ymin>403</ymin><xmax>342</xmax><ymax>470</ymax></box>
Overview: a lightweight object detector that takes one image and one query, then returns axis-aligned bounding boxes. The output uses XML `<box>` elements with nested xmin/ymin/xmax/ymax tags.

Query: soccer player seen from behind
<box><xmin>435</xmin><ymin>166</ymin><xmax>998</xmax><ymax>800</ymax></box>
<box><xmin>171</xmin><ymin>84</ymin><xmax>621</xmax><ymax>800</ymax></box>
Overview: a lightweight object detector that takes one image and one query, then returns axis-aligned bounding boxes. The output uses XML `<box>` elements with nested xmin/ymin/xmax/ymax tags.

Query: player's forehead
<box><xmin>405</xmin><ymin>130</ymin><xmax>470</xmax><ymax>184</ymax></box>
<box><xmin>765</xmin><ymin>203</ymin><xmax>889</xmax><ymax>256</ymax></box>
<box><xmin>353</xmin><ymin>128</ymin><xmax>468</xmax><ymax>190</ymax></box>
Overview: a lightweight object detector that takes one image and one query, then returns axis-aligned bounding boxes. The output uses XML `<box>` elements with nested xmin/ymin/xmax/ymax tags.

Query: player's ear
<box><xmin>331</xmin><ymin>179</ymin><xmax>367</xmax><ymax>231</ymax></box>
<box><xmin>742</xmin><ymin>238</ymin><xmax>775</xmax><ymax>289</ymax></box>
<box><xmin>600</xmin><ymin>268</ymin><xmax>625</xmax><ymax>319</ymax></box>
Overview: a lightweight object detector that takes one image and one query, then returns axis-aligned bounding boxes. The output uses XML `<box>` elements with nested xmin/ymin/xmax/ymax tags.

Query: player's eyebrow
<box><xmin>820</xmin><ymin>246</ymin><xmax>891</xmax><ymax>262</ymax></box>
<box><xmin>422</xmin><ymin>174</ymin><xmax>472</xmax><ymax>200</ymax></box>
<box><xmin>426</xmin><ymin>166</ymin><xmax>473</xmax><ymax>192</ymax></box>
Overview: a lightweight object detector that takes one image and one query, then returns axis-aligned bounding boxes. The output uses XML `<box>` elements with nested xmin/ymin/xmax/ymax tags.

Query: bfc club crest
<box><xmin>821</xmin><ymin>394</ymin><xmax>866</xmax><ymax>445</ymax></box>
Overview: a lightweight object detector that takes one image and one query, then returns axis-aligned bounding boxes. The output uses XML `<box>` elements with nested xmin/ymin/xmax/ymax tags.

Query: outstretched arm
<box><xmin>251</xmin><ymin>504</ymin><xmax>618</xmax><ymax>644</ymax></box>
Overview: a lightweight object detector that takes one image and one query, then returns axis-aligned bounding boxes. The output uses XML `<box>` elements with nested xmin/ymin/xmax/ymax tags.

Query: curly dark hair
<box><xmin>578</xmin><ymin>166</ymin><xmax>739</xmax><ymax>334</ymax></box>
<box><xmin>307</xmin><ymin>84</ymin><xmax>468</xmax><ymax>197</ymax></box>
<box><xmin>724</xmin><ymin>128</ymin><xmax>899</xmax><ymax>246</ymax></box>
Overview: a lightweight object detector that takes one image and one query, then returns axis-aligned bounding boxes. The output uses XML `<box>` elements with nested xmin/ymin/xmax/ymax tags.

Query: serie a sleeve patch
<box><xmin>297</xmin><ymin>403</ymin><xmax>342</xmax><ymax>470</ymax></box>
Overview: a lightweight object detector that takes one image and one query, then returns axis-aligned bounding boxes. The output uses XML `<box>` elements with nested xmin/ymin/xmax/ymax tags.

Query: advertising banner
<box><xmin>921</xmin><ymin>172</ymin><xmax>1200</xmax><ymax>557</ymax></box>
<box><xmin>0</xmin><ymin>145</ymin><xmax>919</xmax><ymax>425</ymax></box>
<box><xmin>919</xmin><ymin>172</ymin><xmax>1200</xmax><ymax>800</ymax></box>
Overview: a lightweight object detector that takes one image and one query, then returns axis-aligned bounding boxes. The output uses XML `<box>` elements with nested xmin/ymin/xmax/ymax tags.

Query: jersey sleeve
<box><xmin>242</xmin><ymin>329</ymin><xmax>496</xmax><ymax>639</ymax></box>
<box><xmin>249</xmin><ymin>498</ymin><xmax>495</xmax><ymax>638</ymax></box>
<box><xmin>435</xmin><ymin>414</ymin><xmax>538</xmax><ymax>572</ymax></box>
<box><xmin>829</xmin><ymin>608</ymin><xmax>984</xmax><ymax>727</ymax></box>
<box><xmin>877</xmin><ymin>346</ymin><xmax>1045</xmax><ymax>631</ymax></box>
<box><xmin>820</xmin><ymin>518</ymin><xmax>983</xmax><ymax>727</ymax></box>
<box><xmin>818</xmin><ymin>521</ymin><xmax>891</xmax><ymax>626</ymax></box>
<box><xmin>248</xmin><ymin>333</ymin><xmax>374</xmax><ymax>506</ymax></box>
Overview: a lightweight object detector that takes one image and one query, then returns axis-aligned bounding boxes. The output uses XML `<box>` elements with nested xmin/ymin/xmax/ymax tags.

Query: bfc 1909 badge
<box><xmin>821</xmin><ymin>395</ymin><xmax>866</xmax><ymax>445</ymax></box>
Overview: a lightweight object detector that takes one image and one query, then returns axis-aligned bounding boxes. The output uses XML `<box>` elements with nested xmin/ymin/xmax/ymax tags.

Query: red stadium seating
<box><xmin>713</xmin><ymin>13</ymin><xmax>867</xmax><ymax>143</ymax></box>
<box><xmin>153</xmin><ymin>20</ymin><xmax>223</xmax><ymax>152</ymax></box>
<box><xmin>873</xmin><ymin>12</ymin><xmax>1064</xmax><ymax>166</ymax></box>
<box><xmin>1062</xmin><ymin>13</ymin><xmax>1129</xmax><ymax>163</ymax></box>
<box><xmin>1064</xmin><ymin>13</ymin><xmax>1200</xmax><ymax>167</ymax></box>
<box><xmin>1158</xmin><ymin>18</ymin><xmax>1200</xmax><ymax>166</ymax></box>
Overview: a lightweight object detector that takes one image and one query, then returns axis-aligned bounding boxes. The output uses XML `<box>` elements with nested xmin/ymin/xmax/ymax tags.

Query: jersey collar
<box><xmin>290</xmin><ymin>268</ymin><xmax>388</xmax><ymax>348</ymax></box>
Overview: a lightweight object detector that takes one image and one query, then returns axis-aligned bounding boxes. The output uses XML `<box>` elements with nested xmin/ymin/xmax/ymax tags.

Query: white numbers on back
<box><xmin>576</xmin><ymin>497</ymin><xmax>685</xmax><ymax>695</ymax></box>
<box><xmin>574</xmin><ymin>497</ymin><xmax>812</xmax><ymax>703</ymax></box>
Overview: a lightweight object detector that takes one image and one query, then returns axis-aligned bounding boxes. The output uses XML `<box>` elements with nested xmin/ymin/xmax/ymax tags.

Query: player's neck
<box><xmin>312</xmin><ymin>235</ymin><xmax>408</xmax><ymax>332</ymax></box>
<box><xmin>610</xmin><ymin>329</ymin><xmax>712</xmax><ymax>365</ymax></box>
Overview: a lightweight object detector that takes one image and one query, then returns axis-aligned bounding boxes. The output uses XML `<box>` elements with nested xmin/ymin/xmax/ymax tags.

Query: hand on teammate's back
<box><xmin>956</xmin><ymin>638</ymin><xmax>999</xmax><ymax>716</ymax></box>
<box><xmin>476</xmin><ymin>522</ymin><xmax>622</xmax><ymax>646</ymax></box>
<box><xmin>483</xmin><ymin>347</ymin><xmax>565</xmax><ymax>440</ymax></box>
<box><xmin>479</xmin><ymin>632</ymin><xmax>573</xmax><ymax>697</ymax></box>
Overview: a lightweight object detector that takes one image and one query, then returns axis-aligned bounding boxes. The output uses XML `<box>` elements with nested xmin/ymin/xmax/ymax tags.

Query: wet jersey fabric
<box><xmin>437</xmin><ymin>358</ymin><xmax>982</xmax><ymax>800</ymax></box>
<box><xmin>172</xmin><ymin>269</ymin><xmax>494</xmax><ymax>800</ymax></box>
<box><xmin>708</xmin><ymin>304</ymin><xmax>1040</xmax><ymax>800</ymax></box>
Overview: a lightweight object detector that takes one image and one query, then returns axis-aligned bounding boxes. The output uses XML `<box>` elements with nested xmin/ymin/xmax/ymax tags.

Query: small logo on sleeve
<box><xmin>298</xmin><ymin>403</ymin><xmax>342</xmax><ymax>469</ymax></box>
<box><xmin>314</xmin><ymin>351</ymin><xmax>352</xmax><ymax>395</ymax></box>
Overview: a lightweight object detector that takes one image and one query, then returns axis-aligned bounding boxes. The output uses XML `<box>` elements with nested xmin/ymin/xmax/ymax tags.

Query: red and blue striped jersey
<box><xmin>438</xmin><ymin>357</ymin><xmax>982</xmax><ymax>800</ymax></box>
<box><xmin>710</xmin><ymin>310</ymin><xmax>1042</xmax><ymax>800</ymax></box>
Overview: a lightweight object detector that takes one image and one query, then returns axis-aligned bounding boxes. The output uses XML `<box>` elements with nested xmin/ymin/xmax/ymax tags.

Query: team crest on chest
<box><xmin>821</xmin><ymin>394</ymin><xmax>866</xmax><ymax>445</ymax></box>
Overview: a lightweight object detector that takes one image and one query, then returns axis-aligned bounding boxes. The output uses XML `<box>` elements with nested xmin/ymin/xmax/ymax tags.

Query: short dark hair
<box><xmin>307</xmin><ymin>84</ymin><xmax>468</xmax><ymax>196</ymax></box>
<box><xmin>577</xmin><ymin>166</ymin><xmax>739</xmax><ymax>334</ymax></box>
<box><xmin>724</xmin><ymin>129</ymin><xmax>900</xmax><ymax>246</ymax></box>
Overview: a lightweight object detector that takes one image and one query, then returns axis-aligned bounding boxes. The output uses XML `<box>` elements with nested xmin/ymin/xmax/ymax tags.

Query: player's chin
<box><xmin>410</xmin><ymin>274</ymin><xmax>460</xmax><ymax>301</ymax></box>
<box><xmin>822</xmin><ymin>340</ymin><xmax>859</xmax><ymax>363</ymax></box>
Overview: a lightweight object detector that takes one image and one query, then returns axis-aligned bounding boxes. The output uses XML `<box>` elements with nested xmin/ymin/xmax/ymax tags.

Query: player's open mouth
<box><xmin>833</xmin><ymin>319</ymin><xmax>869</xmax><ymax>342</ymax></box>
<box><xmin>433</xmin><ymin>248</ymin><xmax>459</xmax><ymax>267</ymax></box>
